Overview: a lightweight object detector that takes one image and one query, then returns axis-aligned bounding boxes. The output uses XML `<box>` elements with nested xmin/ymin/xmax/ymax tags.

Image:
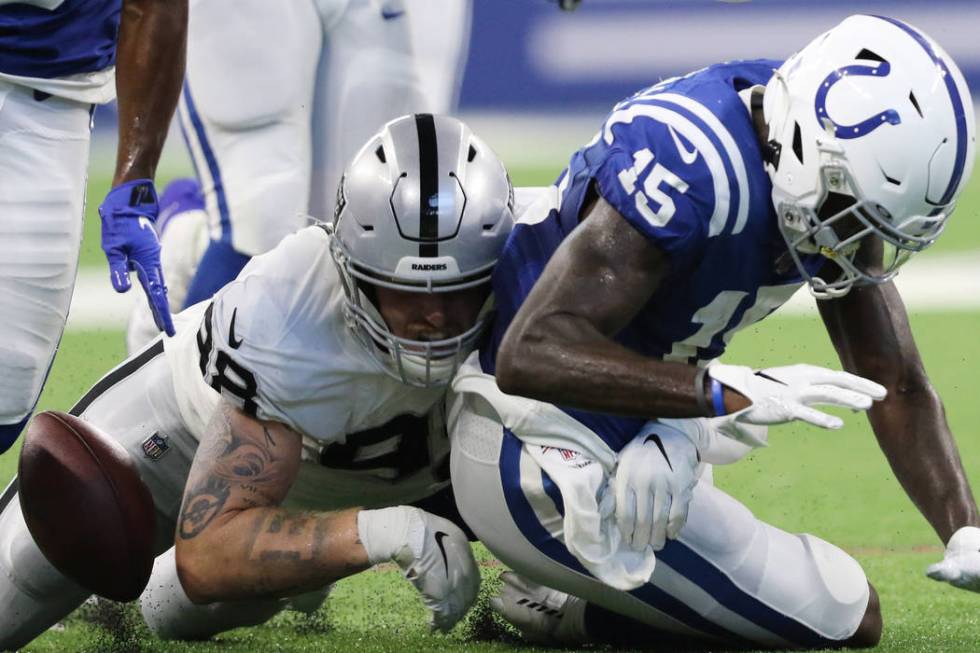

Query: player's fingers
<box><xmin>798</xmin><ymin>384</ymin><xmax>873</xmax><ymax>411</ymax></box>
<box><xmin>808</xmin><ymin>369</ymin><xmax>887</xmax><ymax>400</ymax></box>
<box><xmin>666</xmin><ymin>488</ymin><xmax>691</xmax><ymax>540</ymax></box>
<box><xmin>791</xmin><ymin>405</ymin><xmax>844</xmax><ymax>430</ymax></box>
<box><xmin>132</xmin><ymin>260</ymin><xmax>175</xmax><ymax>336</ymax></box>
<box><xmin>104</xmin><ymin>250</ymin><xmax>132</xmax><ymax>293</ymax></box>
<box><xmin>632</xmin><ymin>485</ymin><xmax>653</xmax><ymax>550</ymax></box>
<box><xmin>649</xmin><ymin>490</ymin><xmax>670</xmax><ymax>551</ymax></box>
<box><xmin>615</xmin><ymin>486</ymin><xmax>637</xmax><ymax>548</ymax></box>
<box><xmin>926</xmin><ymin>559</ymin><xmax>961</xmax><ymax>583</ymax></box>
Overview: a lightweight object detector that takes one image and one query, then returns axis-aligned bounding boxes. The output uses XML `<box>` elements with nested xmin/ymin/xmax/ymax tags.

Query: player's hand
<box><xmin>612</xmin><ymin>422</ymin><xmax>699</xmax><ymax>551</ymax></box>
<box><xmin>926</xmin><ymin>526</ymin><xmax>980</xmax><ymax>592</ymax></box>
<box><xmin>99</xmin><ymin>179</ymin><xmax>175</xmax><ymax>336</ymax></box>
<box><xmin>708</xmin><ymin>363</ymin><xmax>886</xmax><ymax>429</ymax></box>
<box><xmin>360</xmin><ymin>507</ymin><xmax>479</xmax><ymax>631</ymax></box>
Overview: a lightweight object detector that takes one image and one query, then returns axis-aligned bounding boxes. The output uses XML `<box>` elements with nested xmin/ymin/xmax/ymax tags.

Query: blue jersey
<box><xmin>483</xmin><ymin>60</ymin><xmax>823</xmax><ymax>451</ymax></box>
<box><xmin>0</xmin><ymin>0</ymin><xmax>121</xmax><ymax>79</ymax></box>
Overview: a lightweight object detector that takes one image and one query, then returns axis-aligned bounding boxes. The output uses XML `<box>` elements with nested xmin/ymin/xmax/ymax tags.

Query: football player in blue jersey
<box><xmin>0</xmin><ymin>0</ymin><xmax>188</xmax><ymax>454</ymax></box>
<box><xmin>448</xmin><ymin>15</ymin><xmax>977</xmax><ymax>648</ymax></box>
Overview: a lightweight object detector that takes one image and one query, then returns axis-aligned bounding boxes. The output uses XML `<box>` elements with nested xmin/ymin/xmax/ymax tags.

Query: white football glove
<box><xmin>612</xmin><ymin>422</ymin><xmax>699</xmax><ymax>552</ymax></box>
<box><xmin>708</xmin><ymin>363</ymin><xmax>887</xmax><ymax>430</ymax></box>
<box><xmin>357</xmin><ymin>506</ymin><xmax>480</xmax><ymax>631</ymax></box>
<box><xmin>926</xmin><ymin>526</ymin><xmax>980</xmax><ymax>592</ymax></box>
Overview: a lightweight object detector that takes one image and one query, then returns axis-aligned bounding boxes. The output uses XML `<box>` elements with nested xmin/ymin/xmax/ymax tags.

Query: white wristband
<box><xmin>356</xmin><ymin>507</ymin><xmax>424</xmax><ymax>566</ymax></box>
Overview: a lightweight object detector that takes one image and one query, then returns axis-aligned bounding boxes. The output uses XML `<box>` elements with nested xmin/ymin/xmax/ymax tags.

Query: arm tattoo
<box><xmin>263</xmin><ymin>425</ymin><xmax>276</xmax><ymax>448</ymax></box>
<box><xmin>178</xmin><ymin>476</ymin><xmax>230</xmax><ymax>539</ymax></box>
<box><xmin>178</xmin><ymin>405</ymin><xmax>290</xmax><ymax>540</ymax></box>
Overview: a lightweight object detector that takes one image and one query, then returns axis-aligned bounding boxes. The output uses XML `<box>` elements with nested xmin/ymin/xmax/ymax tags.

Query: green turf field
<box><xmin>3</xmin><ymin>164</ymin><xmax>979</xmax><ymax>651</ymax></box>
<box><xmin>4</xmin><ymin>311</ymin><xmax>979</xmax><ymax>652</ymax></box>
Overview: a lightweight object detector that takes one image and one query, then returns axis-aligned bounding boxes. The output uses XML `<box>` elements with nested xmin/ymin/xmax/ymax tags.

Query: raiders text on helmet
<box><xmin>330</xmin><ymin>114</ymin><xmax>515</xmax><ymax>386</ymax></box>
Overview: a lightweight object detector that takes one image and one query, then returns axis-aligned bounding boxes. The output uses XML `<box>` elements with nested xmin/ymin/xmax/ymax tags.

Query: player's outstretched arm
<box><xmin>496</xmin><ymin>195</ymin><xmax>737</xmax><ymax>418</ymax></box>
<box><xmin>98</xmin><ymin>0</ymin><xmax>188</xmax><ymax>336</ymax></box>
<box><xmin>495</xmin><ymin>195</ymin><xmax>885</xmax><ymax>427</ymax></box>
<box><xmin>175</xmin><ymin>401</ymin><xmax>479</xmax><ymax>629</ymax></box>
<box><xmin>174</xmin><ymin>401</ymin><xmax>368</xmax><ymax>602</ymax></box>
<box><xmin>819</xmin><ymin>282</ymin><xmax>980</xmax><ymax>548</ymax></box>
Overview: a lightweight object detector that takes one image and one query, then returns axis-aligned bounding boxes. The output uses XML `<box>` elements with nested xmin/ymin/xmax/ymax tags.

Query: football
<box><xmin>17</xmin><ymin>411</ymin><xmax>156</xmax><ymax>602</ymax></box>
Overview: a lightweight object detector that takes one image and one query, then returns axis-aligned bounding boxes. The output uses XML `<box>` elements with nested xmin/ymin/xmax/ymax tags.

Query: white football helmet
<box><xmin>764</xmin><ymin>15</ymin><xmax>976</xmax><ymax>297</ymax></box>
<box><xmin>330</xmin><ymin>114</ymin><xmax>514</xmax><ymax>387</ymax></box>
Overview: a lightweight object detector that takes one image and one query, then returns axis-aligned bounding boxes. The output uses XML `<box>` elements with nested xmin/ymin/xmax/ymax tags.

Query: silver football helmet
<box><xmin>330</xmin><ymin>114</ymin><xmax>515</xmax><ymax>387</ymax></box>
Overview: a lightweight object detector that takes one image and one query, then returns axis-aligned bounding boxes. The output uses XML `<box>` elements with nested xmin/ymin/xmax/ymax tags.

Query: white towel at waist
<box><xmin>451</xmin><ymin>351</ymin><xmax>656</xmax><ymax>590</ymax></box>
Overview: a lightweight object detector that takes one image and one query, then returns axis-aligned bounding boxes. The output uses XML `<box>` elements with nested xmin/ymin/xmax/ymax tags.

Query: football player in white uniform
<box><xmin>448</xmin><ymin>16</ymin><xmax>978</xmax><ymax>649</ymax></box>
<box><xmin>171</xmin><ymin>0</ymin><xmax>473</xmax><ymax>312</ymax></box>
<box><xmin>0</xmin><ymin>114</ymin><xmax>514</xmax><ymax>650</ymax></box>
<box><xmin>0</xmin><ymin>0</ymin><xmax>187</xmax><ymax>455</ymax></box>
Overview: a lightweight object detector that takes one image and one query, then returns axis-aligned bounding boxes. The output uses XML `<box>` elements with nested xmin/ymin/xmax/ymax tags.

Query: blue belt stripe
<box><xmin>182</xmin><ymin>81</ymin><xmax>232</xmax><ymax>243</ymax></box>
<box><xmin>872</xmin><ymin>15</ymin><xmax>969</xmax><ymax>206</ymax></box>
<box><xmin>499</xmin><ymin>430</ymin><xmax>743</xmax><ymax>643</ymax></box>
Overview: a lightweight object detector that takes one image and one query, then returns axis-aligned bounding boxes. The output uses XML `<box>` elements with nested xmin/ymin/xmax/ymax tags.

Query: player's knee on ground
<box><xmin>795</xmin><ymin>533</ymin><xmax>873</xmax><ymax>643</ymax></box>
<box><xmin>845</xmin><ymin>583</ymin><xmax>882</xmax><ymax>648</ymax></box>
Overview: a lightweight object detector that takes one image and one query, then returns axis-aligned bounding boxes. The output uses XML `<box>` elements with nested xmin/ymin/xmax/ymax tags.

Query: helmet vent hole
<box><xmin>375</xmin><ymin>145</ymin><xmax>386</xmax><ymax>163</ymax></box>
<box><xmin>792</xmin><ymin>122</ymin><xmax>804</xmax><ymax>164</ymax></box>
<box><xmin>855</xmin><ymin>48</ymin><xmax>886</xmax><ymax>63</ymax></box>
<box><xmin>482</xmin><ymin>224</ymin><xmax>494</xmax><ymax>231</ymax></box>
<box><xmin>909</xmin><ymin>91</ymin><xmax>923</xmax><ymax>118</ymax></box>
<box><xmin>362</xmin><ymin>224</ymin><xmax>374</xmax><ymax>232</ymax></box>
<box><xmin>467</xmin><ymin>145</ymin><xmax>478</xmax><ymax>162</ymax></box>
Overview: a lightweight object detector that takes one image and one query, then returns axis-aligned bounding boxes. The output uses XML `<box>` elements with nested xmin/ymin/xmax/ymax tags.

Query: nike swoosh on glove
<box><xmin>709</xmin><ymin>363</ymin><xmax>886</xmax><ymax>430</ymax></box>
<box><xmin>926</xmin><ymin>526</ymin><xmax>980</xmax><ymax>592</ymax></box>
<box><xmin>99</xmin><ymin>179</ymin><xmax>175</xmax><ymax>336</ymax></box>
<box><xmin>613</xmin><ymin>421</ymin><xmax>700</xmax><ymax>551</ymax></box>
<box><xmin>358</xmin><ymin>506</ymin><xmax>480</xmax><ymax>631</ymax></box>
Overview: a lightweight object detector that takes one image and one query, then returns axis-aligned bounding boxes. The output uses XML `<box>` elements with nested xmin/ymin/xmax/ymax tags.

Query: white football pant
<box><xmin>449</xmin><ymin>394</ymin><xmax>872</xmax><ymax>648</ymax></box>
<box><xmin>180</xmin><ymin>0</ymin><xmax>468</xmax><ymax>257</ymax></box>
<box><xmin>0</xmin><ymin>80</ymin><xmax>91</xmax><ymax>428</ymax></box>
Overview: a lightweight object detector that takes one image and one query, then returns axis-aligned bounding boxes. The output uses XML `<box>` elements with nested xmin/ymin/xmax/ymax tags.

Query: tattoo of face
<box><xmin>178</xmin><ymin>475</ymin><xmax>231</xmax><ymax>540</ymax></box>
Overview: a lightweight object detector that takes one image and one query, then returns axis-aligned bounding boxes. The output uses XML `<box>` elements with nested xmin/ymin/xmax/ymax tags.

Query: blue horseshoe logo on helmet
<box><xmin>814</xmin><ymin>61</ymin><xmax>902</xmax><ymax>139</ymax></box>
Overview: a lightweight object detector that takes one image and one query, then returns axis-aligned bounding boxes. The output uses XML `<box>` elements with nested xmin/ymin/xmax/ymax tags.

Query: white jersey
<box><xmin>165</xmin><ymin>225</ymin><xmax>444</xmax><ymax>459</ymax></box>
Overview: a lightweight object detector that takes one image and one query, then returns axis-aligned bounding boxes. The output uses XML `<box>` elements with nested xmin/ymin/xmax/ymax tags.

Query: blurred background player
<box><xmin>166</xmin><ymin>0</ymin><xmax>474</xmax><ymax>317</ymax></box>
<box><xmin>0</xmin><ymin>0</ymin><xmax>187</xmax><ymax>454</ymax></box>
<box><xmin>450</xmin><ymin>14</ymin><xmax>977</xmax><ymax>649</ymax></box>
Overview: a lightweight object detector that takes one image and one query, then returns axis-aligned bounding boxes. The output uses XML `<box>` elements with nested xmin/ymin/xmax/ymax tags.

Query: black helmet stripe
<box><xmin>415</xmin><ymin>113</ymin><xmax>439</xmax><ymax>257</ymax></box>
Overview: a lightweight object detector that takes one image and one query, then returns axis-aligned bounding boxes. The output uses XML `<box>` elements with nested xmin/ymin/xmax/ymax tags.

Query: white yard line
<box><xmin>67</xmin><ymin>252</ymin><xmax>980</xmax><ymax>331</ymax></box>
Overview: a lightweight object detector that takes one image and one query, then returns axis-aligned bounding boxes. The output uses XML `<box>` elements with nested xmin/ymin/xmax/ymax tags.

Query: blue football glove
<box><xmin>99</xmin><ymin>179</ymin><xmax>175</xmax><ymax>337</ymax></box>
